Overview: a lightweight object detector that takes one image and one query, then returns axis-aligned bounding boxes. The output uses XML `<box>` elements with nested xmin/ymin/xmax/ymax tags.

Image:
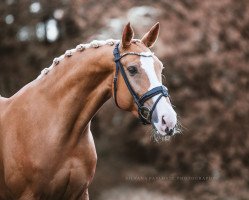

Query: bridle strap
<box><xmin>113</xmin><ymin>44</ymin><xmax>140</xmax><ymax>108</ymax></box>
<box><xmin>139</xmin><ymin>86</ymin><xmax>168</xmax><ymax>105</ymax></box>
<box><xmin>119</xmin><ymin>62</ymin><xmax>140</xmax><ymax>105</ymax></box>
<box><xmin>115</xmin><ymin>52</ymin><xmax>154</xmax><ymax>62</ymax></box>
<box><xmin>113</xmin><ymin>55</ymin><xmax>120</xmax><ymax>108</ymax></box>
<box><xmin>150</xmin><ymin>94</ymin><xmax>164</xmax><ymax>120</ymax></box>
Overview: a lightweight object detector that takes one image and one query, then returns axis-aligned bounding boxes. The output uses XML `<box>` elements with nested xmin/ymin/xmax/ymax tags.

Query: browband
<box><xmin>115</xmin><ymin>52</ymin><xmax>154</xmax><ymax>62</ymax></box>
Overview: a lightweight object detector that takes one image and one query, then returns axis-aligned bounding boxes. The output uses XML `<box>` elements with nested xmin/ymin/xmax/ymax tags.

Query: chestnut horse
<box><xmin>0</xmin><ymin>23</ymin><xmax>177</xmax><ymax>199</ymax></box>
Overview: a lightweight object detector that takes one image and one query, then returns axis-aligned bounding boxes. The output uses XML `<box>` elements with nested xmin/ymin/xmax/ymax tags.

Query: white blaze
<box><xmin>140</xmin><ymin>55</ymin><xmax>177</xmax><ymax>135</ymax></box>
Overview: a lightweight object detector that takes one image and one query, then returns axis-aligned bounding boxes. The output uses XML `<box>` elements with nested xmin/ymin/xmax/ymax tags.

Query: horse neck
<box><xmin>34</xmin><ymin>45</ymin><xmax>115</xmax><ymax>141</ymax></box>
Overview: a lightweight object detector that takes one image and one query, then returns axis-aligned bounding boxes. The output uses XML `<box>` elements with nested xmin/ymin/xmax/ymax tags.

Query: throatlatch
<box><xmin>113</xmin><ymin>43</ymin><xmax>169</xmax><ymax>125</ymax></box>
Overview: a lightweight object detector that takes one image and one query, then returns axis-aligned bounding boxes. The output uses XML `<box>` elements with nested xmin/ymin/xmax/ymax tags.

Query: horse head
<box><xmin>112</xmin><ymin>22</ymin><xmax>178</xmax><ymax>140</ymax></box>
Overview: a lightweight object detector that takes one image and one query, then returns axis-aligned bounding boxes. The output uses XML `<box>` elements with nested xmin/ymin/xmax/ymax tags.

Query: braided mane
<box><xmin>37</xmin><ymin>39</ymin><xmax>120</xmax><ymax>79</ymax></box>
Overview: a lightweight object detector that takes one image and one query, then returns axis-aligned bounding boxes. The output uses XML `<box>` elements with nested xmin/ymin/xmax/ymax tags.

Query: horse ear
<box><xmin>141</xmin><ymin>22</ymin><xmax>160</xmax><ymax>48</ymax></box>
<box><xmin>121</xmin><ymin>22</ymin><xmax>134</xmax><ymax>49</ymax></box>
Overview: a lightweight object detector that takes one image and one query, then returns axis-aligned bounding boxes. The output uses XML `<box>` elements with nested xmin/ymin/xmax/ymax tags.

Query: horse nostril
<box><xmin>162</xmin><ymin>116</ymin><xmax>166</xmax><ymax>125</ymax></box>
<box><xmin>169</xmin><ymin>129</ymin><xmax>174</xmax><ymax>136</ymax></box>
<box><xmin>165</xmin><ymin>127</ymin><xmax>174</xmax><ymax>136</ymax></box>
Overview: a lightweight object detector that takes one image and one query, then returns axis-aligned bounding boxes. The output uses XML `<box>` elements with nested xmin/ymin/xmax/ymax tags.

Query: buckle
<box><xmin>139</xmin><ymin>106</ymin><xmax>151</xmax><ymax>124</ymax></box>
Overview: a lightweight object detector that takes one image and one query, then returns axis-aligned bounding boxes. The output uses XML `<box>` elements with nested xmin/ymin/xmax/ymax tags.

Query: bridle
<box><xmin>113</xmin><ymin>43</ymin><xmax>169</xmax><ymax>125</ymax></box>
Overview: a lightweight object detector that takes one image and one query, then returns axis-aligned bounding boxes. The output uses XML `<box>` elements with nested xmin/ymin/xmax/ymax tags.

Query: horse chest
<box><xmin>1</xmin><ymin>133</ymin><xmax>97</xmax><ymax>199</ymax></box>
<box><xmin>1</xmin><ymin>160</ymin><xmax>91</xmax><ymax>199</ymax></box>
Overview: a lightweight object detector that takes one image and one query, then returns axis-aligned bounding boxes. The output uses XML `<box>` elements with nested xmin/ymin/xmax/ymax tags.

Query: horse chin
<box><xmin>151</xmin><ymin>123</ymin><xmax>172</xmax><ymax>143</ymax></box>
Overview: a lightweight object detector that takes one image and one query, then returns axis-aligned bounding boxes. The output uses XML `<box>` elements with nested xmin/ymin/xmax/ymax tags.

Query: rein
<box><xmin>113</xmin><ymin>43</ymin><xmax>169</xmax><ymax>124</ymax></box>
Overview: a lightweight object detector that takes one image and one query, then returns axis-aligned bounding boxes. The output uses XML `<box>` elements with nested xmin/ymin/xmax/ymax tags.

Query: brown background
<box><xmin>1</xmin><ymin>0</ymin><xmax>249</xmax><ymax>199</ymax></box>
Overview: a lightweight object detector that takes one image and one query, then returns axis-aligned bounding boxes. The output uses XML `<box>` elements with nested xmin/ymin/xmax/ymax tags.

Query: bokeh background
<box><xmin>1</xmin><ymin>0</ymin><xmax>249</xmax><ymax>199</ymax></box>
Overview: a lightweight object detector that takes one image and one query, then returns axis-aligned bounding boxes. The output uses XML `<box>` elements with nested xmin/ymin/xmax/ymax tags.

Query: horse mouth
<box><xmin>152</xmin><ymin>130</ymin><xmax>171</xmax><ymax>142</ymax></box>
<box><xmin>151</xmin><ymin>122</ymin><xmax>181</xmax><ymax>142</ymax></box>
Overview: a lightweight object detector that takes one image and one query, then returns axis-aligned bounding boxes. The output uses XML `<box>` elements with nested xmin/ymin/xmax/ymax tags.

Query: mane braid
<box><xmin>36</xmin><ymin>39</ymin><xmax>121</xmax><ymax>79</ymax></box>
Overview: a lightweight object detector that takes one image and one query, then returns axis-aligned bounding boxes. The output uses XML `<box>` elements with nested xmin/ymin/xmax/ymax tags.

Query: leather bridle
<box><xmin>113</xmin><ymin>43</ymin><xmax>169</xmax><ymax>125</ymax></box>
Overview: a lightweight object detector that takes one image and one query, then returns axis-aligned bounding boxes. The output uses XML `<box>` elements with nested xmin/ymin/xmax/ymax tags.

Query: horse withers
<box><xmin>0</xmin><ymin>23</ymin><xmax>177</xmax><ymax>200</ymax></box>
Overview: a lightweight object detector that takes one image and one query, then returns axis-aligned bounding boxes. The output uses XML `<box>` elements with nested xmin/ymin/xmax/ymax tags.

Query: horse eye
<box><xmin>127</xmin><ymin>66</ymin><xmax>138</xmax><ymax>76</ymax></box>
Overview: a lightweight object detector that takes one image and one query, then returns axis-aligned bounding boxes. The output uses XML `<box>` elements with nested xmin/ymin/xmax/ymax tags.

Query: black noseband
<box><xmin>113</xmin><ymin>43</ymin><xmax>169</xmax><ymax>125</ymax></box>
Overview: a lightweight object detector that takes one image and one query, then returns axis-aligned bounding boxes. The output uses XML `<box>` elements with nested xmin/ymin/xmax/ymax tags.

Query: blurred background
<box><xmin>1</xmin><ymin>0</ymin><xmax>249</xmax><ymax>199</ymax></box>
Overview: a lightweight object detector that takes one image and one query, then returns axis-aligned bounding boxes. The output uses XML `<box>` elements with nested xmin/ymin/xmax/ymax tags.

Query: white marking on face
<box><xmin>140</xmin><ymin>54</ymin><xmax>177</xmax><ymax>135</ymax></box>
